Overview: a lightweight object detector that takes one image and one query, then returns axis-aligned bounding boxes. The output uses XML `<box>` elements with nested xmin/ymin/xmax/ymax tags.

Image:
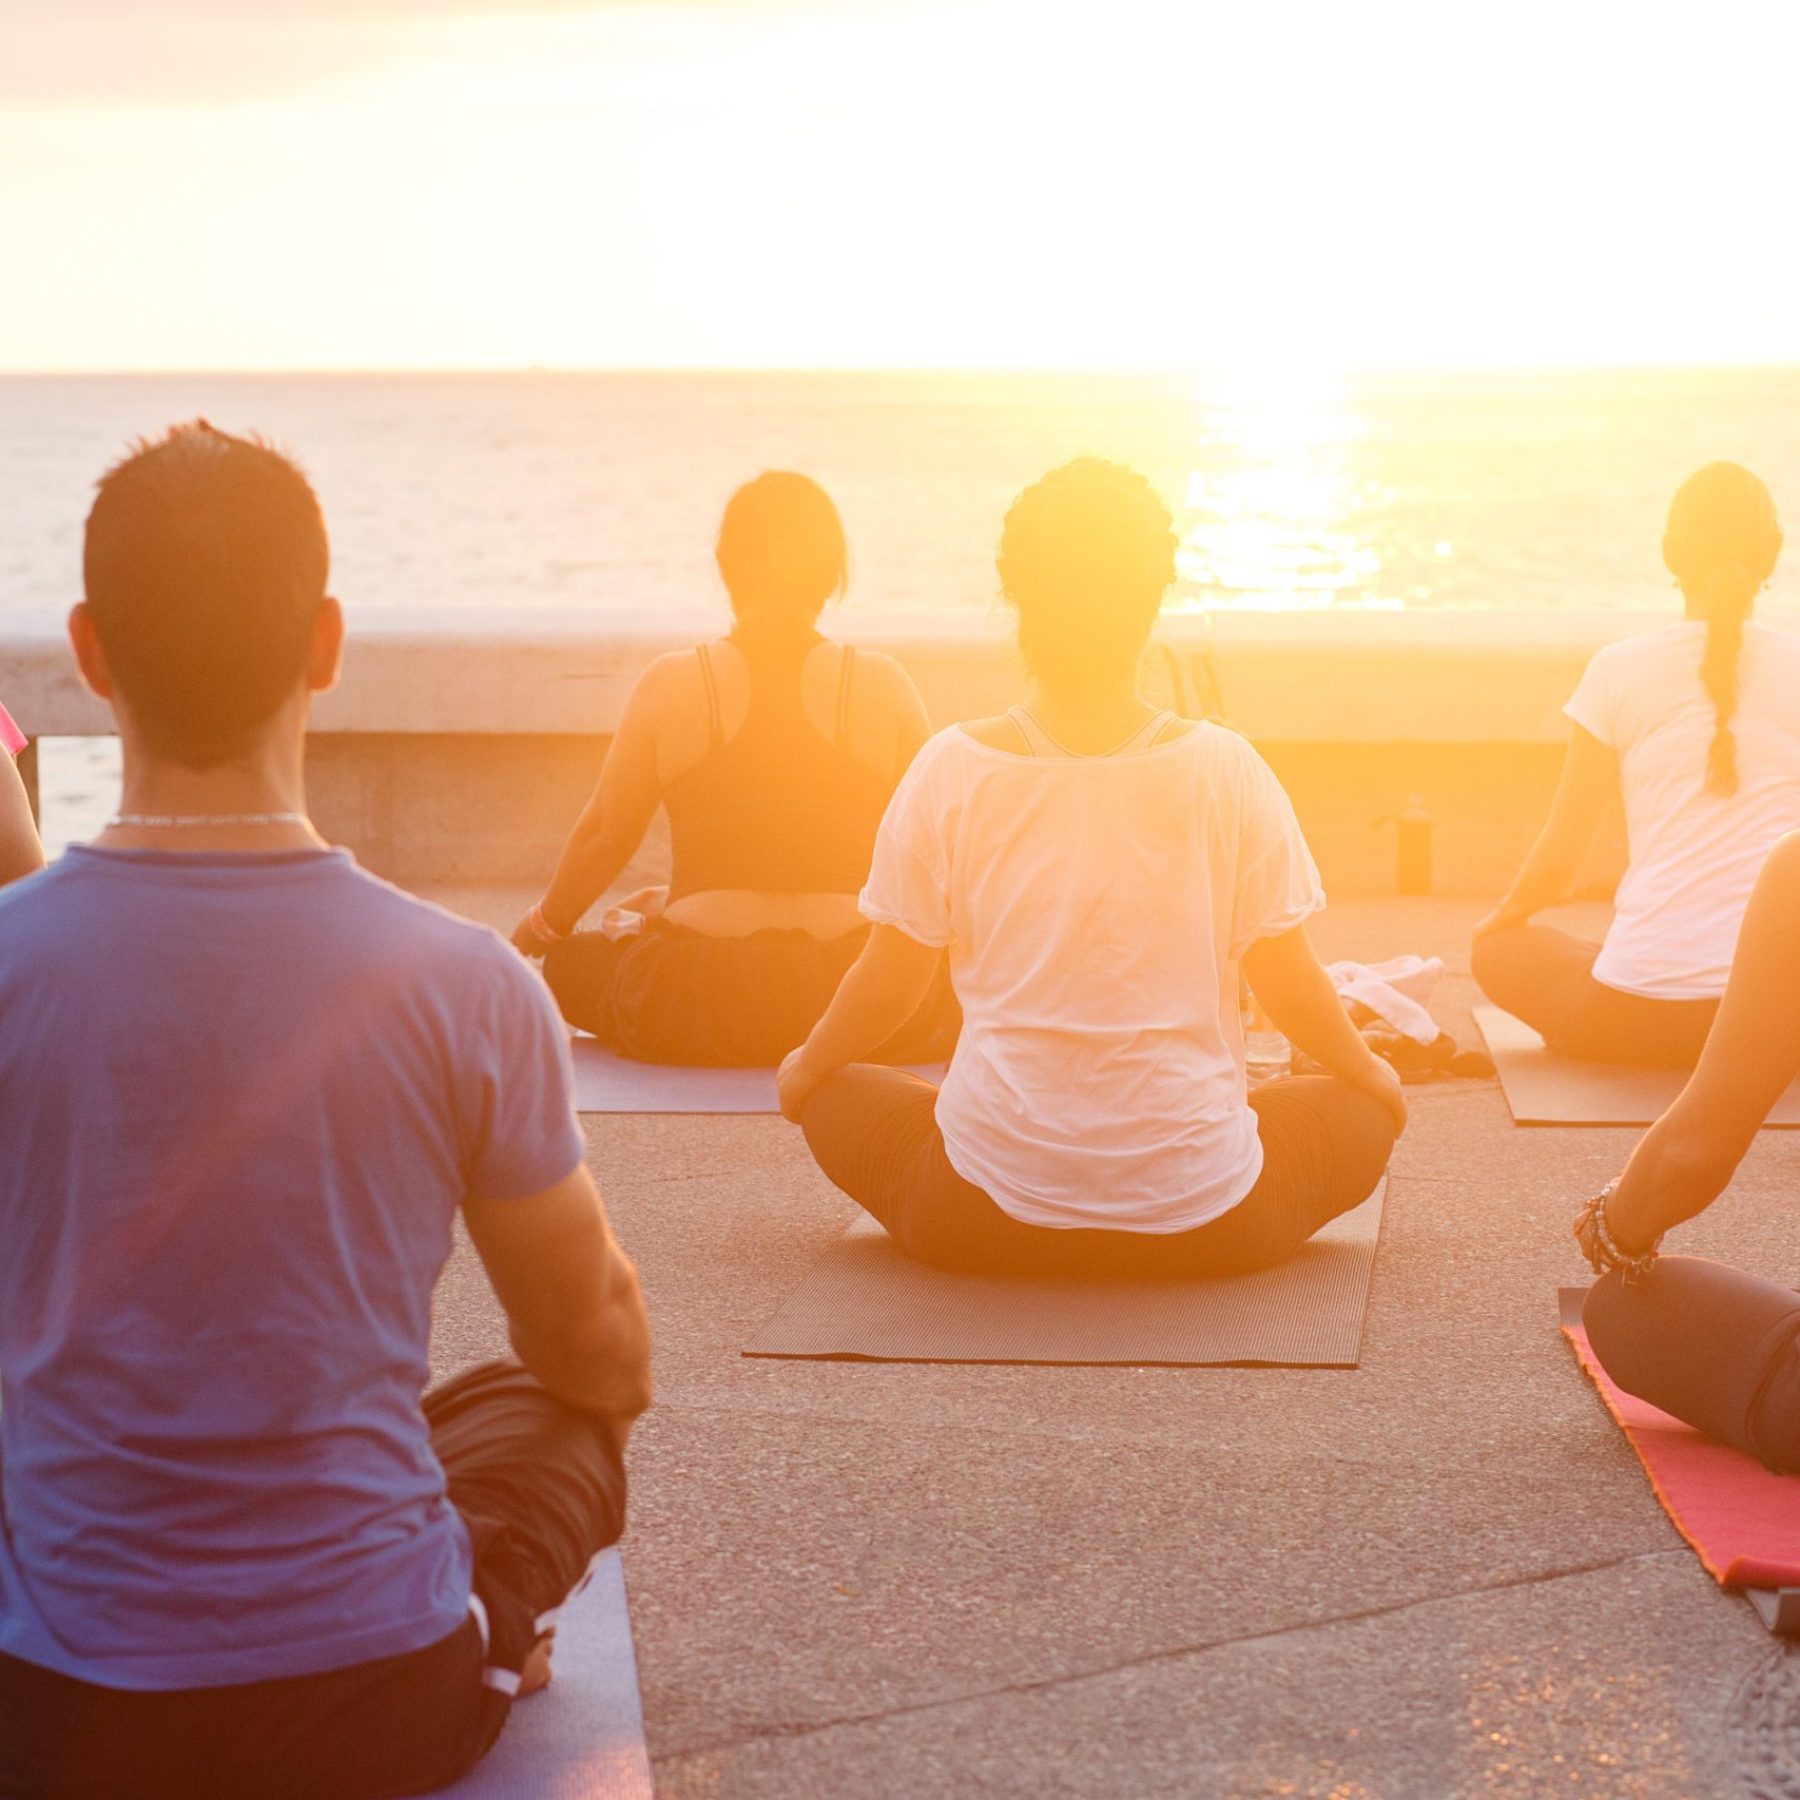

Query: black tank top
<box><xmin>663</xmin><ymin>636</ymin><xmax>893</xmax><ymax>902</ymax></box>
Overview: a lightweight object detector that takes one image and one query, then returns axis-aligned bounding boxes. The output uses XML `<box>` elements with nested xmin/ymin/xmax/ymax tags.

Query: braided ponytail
<box><xmin>1697</xmin><ymin>575</ymin><xmax>1744</xmax><ymax>797</ymax></box>
<box><xmin>1663</xmin><ymin>463</ymin><xmax>1784</xmax><ymax>801</ymax></box>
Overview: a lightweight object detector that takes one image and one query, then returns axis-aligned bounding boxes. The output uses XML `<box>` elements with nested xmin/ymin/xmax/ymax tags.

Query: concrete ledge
<box><xmin>2</xmin><ymin>606</ymin><xmax>1660</xmax><ymax>891</ymax></box>
<box><xmin>1</xmin><ymin>605</ymin><xmax>1672</xmax><ymax>743</ymax></box>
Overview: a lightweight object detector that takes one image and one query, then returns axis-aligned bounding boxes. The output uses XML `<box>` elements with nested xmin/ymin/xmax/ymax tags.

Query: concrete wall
<box><xmin>1</xmin><ymin>605</ymin><xmax>1655</xmax><ymax>896</ymax></box>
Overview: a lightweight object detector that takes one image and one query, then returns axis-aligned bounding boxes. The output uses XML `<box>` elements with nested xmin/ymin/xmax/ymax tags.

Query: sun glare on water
<box><xmin>1175</xmin><ymin>370</ymin><xmax>1399</xmax><ymax>616</ymax></box>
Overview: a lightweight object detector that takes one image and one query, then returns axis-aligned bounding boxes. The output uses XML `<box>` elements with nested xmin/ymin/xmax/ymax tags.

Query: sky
<box><xmin>5</xmin><ymin>0</ymin><xmax>1800</xmax><ymax>372</ymax></box>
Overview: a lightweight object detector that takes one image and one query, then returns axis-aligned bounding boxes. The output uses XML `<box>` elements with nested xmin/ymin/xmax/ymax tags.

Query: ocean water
<box><xmin>8</xmin><ymin>367</ymin><xmax>1800</xmax><ymax>850</ymax></box>
<box><xmin>6</xmin><ymin>368</ymin><xmax>1800</xmax><ymax>621</ymax></box>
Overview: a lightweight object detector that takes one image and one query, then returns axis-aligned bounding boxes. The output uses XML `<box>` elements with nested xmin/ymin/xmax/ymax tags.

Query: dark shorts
<box><xmin>544</xmin><ymin>918</ymin><xmax>959</xmax><ymax>1067</ymax></box>
<box><xmin>1471</xmin><ymin>925</ymin><xmax>1718</xmax><ymax>1070</ymax></box>
<box><xmin>799</xmin><ymin>1066</ymin><xmax>1398</xmax><ymax>1279</ymax></box>
<box><xmin>0</xmin><ymin>1361</ymin><xmax>627</xmax><ymax>1800</ymax></box>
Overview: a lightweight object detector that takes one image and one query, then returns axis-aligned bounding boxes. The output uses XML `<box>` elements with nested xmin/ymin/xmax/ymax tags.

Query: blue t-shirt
<box><xmin>0</xmin><ymin>847</ymin><xmax>584</xmax><ymax>1691</ymax></box>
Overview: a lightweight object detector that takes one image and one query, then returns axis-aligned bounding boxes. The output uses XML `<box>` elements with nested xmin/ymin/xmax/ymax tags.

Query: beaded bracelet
<box><xmin>1573</xmin><ymin>1180</ymin><xmax>1662</xmax><ymax>1284</ymax></box>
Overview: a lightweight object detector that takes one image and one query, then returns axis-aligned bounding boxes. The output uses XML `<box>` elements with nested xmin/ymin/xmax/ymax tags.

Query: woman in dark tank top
<box><xmin>512</xmin><ymin>473</ymin><xmax>956</xmax><ymax>1067</ymax></box>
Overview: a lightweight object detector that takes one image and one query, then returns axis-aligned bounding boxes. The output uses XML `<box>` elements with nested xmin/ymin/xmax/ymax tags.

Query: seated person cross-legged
<box><xmin>513</xmin><ymin>470</ymin><xmax>956</xmax><ymax>1067</ymax></box>
<box><xmin>0</xmin><ymin>423</ymin><xmax>652</xmax><ymax>1800</ymax></box>
<box><xmin>1474</xmin><ymin>462</ymin><xmax>1799</xmax><ymax>1069</ymax></box>
<box><xmin>1576</xmin><ymin>831</ymin><xmax>1800</xmax><ymax>1476</ymax></box>
<box><xmin>776</xmin><ymin>459</ymin><xmax>1405</xmax><ymax>1279</ymax></box>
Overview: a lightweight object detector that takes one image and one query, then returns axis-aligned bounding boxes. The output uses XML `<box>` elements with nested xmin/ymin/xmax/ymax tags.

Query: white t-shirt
<box><xmin>860</xmin><ymin>721</ymin><xmax>1324</xmax><ymax>1233</ymax></box>
<box><xmin>1565</xmin><ymin>621</ymin><xmax>1800</xmax><ymax>1000</ymax></box>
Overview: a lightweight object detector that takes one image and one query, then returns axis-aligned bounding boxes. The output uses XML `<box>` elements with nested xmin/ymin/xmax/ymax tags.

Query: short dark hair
<box><xmin>82</xmin><ymin>421</ymin><xmax>329</xmax><ymax>767</ymax></box>
<box><xmin>997</xmin><ymin>458</ymin><xmax>1178</xmax><ymax>685</ymax></box>
<box><xmin>714</xmin><ymin>472</ymin><xmax>848</xmax><ymax>627</ymax></box>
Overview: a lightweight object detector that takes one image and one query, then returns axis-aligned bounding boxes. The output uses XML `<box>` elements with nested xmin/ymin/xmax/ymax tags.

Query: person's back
<box><xmin>661</xmin><ymin>630</ymin><xmax>893</xmax><ymax>907</ymax></box>
<box><xmin>1576</xmin><ymin>620</ymin><xmax>1800</xmax><ymax>995</ymax></box>
<box><xmin>0</xmin><ymin>850</ymin><xmax>560</xmax><ymax>1684</ymax></box>
<box><xmin>0</xmin><ymin>422</ymin><xmax>651</xmax><ymax>1800</ymax></box>
<box><xmin>873</xmin><ymin>716</ymin><xmax>1309</xmax><ymax>1227</ymax></box>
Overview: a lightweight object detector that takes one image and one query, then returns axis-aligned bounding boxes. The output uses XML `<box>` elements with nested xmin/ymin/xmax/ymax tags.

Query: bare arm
<box><xmin>514</xmin><ymin>671</ymin><xmax>669</xmax><ymax>955</ymax></box>
<box><xmin>889</xmin><ymin>664</ymin><xmax>932</xmax><ymax>775</ymax></box>
<box><xmin>463</xmin><ymin>1163</ymin><xmax>652</xmax><ymax>1440</ymax></box>
<box><xmin>0</xmin><ymin>753</ymin><xmax>44</xmax><ymax>887</ymax></box>
<box><xmin>777</xmin><ymin>924</ymin><xmax>942</xmax><ymax>1120</ymax></box>
<box><xmin>1477</xmin><ymin>724</ymin><xmax>1616</xmax><ymax>934</ymax></box>
<box><xmin>1605</xmin><ymin>833</ymin><xmax>1800</xmax><ymax>1253</ymax></box>
<box><xmin>1241</xmin><ymin>924</ymin><xmax>1407</xmax><ymax>1132</ymax></box>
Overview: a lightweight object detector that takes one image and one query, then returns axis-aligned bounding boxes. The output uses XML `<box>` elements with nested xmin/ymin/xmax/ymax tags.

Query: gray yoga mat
<box><xmin>442</xmin><ymin>1550</ymin><xmax>652</xmax><ymax>1800</ymax></box>
<box><xmin>745</xmin><ymin>1177</ymin><xmax>1387</xmax><ymax>1367</ymax></box>
<box><xmin>1476</xmin><ymin>1005</ymin><xmax>1800</xmax><ymax>1128</ymax></box>
<box><xmin>570</xmin><ymin>1039</ymin><xmax>945</xmax><ymax>1114</ymax></box>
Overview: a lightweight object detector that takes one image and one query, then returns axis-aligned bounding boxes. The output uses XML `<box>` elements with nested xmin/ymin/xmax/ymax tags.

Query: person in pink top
<box><xmin>0</xmin><ymin>705</ymin><xmax>43</xmax><ymax>888</ymax></box>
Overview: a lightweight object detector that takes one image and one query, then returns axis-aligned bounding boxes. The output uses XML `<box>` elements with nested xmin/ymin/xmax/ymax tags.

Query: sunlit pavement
<box><xmin>425</xmin><ymin>889</ymin><xmax>1795</xmax><ymax>1799</ymax></box>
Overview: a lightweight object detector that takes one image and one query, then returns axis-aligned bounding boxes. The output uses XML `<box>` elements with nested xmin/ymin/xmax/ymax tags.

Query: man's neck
<box><xmin>98</xmin><ymin>733</ymin><xmax>325</xmax><ymax>856</ymax></box>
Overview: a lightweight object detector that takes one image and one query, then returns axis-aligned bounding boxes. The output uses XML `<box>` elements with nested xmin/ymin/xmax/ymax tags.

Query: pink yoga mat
<box><xmin>0</xmin><ymin>705</ymin><xmax>23</xmax><ymax>758</ymax></box>
<box><xmin>1559</xmin><ymin>1288</ymin><xmax>1800</xmax><ymax>1591</ymax></box>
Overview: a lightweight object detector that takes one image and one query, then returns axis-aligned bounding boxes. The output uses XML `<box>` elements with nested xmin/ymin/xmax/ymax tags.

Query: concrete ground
<box><xmin>424</xmin><ymin>889</ymin><xmax>1800</xmax><ymax>1799</ymax></box>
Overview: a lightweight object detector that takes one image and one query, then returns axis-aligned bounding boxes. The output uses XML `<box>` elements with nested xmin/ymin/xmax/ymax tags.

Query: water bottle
<box><xmin>1396</xmin><ymin>794</ymin><xmax>1432</xmax><ymax>897</ymax></box>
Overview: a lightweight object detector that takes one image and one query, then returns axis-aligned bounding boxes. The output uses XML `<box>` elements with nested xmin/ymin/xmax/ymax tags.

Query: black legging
<box><xmin>544</xmin><ymin>920</ymin><xmax>957</xmax><ymax>1068</ymax></box>
<box><xmin>1584</xmin><ymin>1258</ymin><xmax>1800</xmax><ymax>1474</ymax></box>
<box><xmin>799</xmin><ymin>1067</ymin><xmax>1397</xmax><ymax>1279</ymax></box>
<box><xmin>1473</xmin><ymin>924</ymin><xmax>1718</xmax><ymax>1070</ymax></box>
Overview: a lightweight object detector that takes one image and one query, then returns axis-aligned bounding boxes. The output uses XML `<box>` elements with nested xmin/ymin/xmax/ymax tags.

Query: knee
<box><xmin>541</xmin><ymin>939</ymin><xmax>602</xmax><ymax>1032</ymax></box>
<box><xmin>1341</xmin><ymin>1081</ymin><xmax>1399</xmax><ymax>1180</ymax></box>
<box><xmin>1470</xmin><ymin>925</ymin><xmax>1525</xmax><ymax>1002</ymax></box>
<box><xmin>1581</xmin><ymin>1261</ymin><xmax>1689</xmax><ymax>1392</ymax></box>
<box><xmin>796</xmin><ymin>1065</ymin><xmax>867</xmax><ymax>1166</ymax></box>
<box><xmin>1579</xmin><ymin>1268</ymin><xmax>1638</xmax><ymax>1376</ymax></box>
<box><xmin>540</xmin><ymin>939</ymin><xmax>578</xmax><ymax>1006</ymax></box>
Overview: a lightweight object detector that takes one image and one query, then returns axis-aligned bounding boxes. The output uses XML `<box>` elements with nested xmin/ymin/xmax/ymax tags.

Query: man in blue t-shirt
<box><xmin>0</xmin><ymin>422</ymin><xmax>653</xmax><ymax>1799</ymax></box>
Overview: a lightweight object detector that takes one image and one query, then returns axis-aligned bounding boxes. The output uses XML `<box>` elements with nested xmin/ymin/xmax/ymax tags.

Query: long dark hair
<box><xmin>1663</xmin><ymin>463</ymin><xmax>1783</xmax><ymax>797</ymax></box>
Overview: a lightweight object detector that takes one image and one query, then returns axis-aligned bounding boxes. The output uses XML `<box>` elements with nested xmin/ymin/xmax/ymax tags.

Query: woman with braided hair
<box><xmin>1475</xmin><ymin>463</ymin><xmax>1798</xmax><ymax>1068</ymax></box>
<box><xmin>777</xmin><ymin>458</ymin><xmax>1402</xmax><ymax>1277</ymax></box>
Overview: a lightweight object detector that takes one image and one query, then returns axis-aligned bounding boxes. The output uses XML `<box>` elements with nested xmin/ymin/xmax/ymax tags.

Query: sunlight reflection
<box><xmin>1174</xmin><ymin>369</ymin><xmax>1399</xmax><ymax>614</ymax></box>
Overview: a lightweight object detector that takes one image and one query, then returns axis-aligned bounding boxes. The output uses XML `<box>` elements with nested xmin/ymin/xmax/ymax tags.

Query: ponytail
<box><xmin>1663</xmin><ymin>462</ymin><xmax>1784</xmax><ymax>800</ymax></box>
<box><xmin>1697</xmin><ymin>584</ymin><xmax>1743</xmax><ymax>797</ymax></box>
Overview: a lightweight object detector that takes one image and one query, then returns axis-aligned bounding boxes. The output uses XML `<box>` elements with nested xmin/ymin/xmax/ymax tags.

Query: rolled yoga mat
<box><xmin>570</xmin><ymin>1039</ymin><xmax>946</xmax><ymax>1115</ymax></box>
<box><xmin>442</xmin><ymin>1550</ymin><xmax>653</xmax><ymax>1799</ymax></box>
<box><xmin>1559</xmin><ymin>1288</ymin><xmax>1800</xmax><ymax>1636</ymax></box>
<box><xmin>745</xmin><ymin>1178</ymin><xmax>1387</xmax><ymax>1367</ymax></box>
<box><xmin>1476</xmin><ymin>1006</ymin><xmax>1800</xmax><ymax>1129</ymax></box>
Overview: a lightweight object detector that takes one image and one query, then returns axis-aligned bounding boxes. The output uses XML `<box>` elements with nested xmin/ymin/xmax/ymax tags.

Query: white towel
<box><xmin>1326</xmin><ymin>955</ymin><xmax>1444</xmax><ymax>1047</ymax></box>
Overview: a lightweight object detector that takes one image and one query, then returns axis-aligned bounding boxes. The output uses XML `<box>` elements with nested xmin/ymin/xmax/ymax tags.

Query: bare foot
<box><xmin>517</xmin><ymin>1632</ymin><xmax>555</xmax><ymax>1697</ymax></box>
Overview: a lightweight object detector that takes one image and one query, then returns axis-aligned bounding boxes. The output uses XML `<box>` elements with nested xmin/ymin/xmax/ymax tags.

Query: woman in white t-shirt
<box><xmin>1474</xmin><ymin>463</ymin><xmax>1794</xmax><ymax>1068</ymax></box>
<box><xmin>775</xmin><ymin>459</ymin><xmax>1404</xmax><ymax>1278</ymax></box>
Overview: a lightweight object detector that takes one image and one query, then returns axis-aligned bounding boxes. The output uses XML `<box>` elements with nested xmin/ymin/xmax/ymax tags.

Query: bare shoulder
<box><xmin>1762</xmin><ymin>831</ymin><xmax>1800</xmax><ymax>886</ymax></box>
<box><xmin>630</xmin><ymin>646</ymin><xmax>710</xmax><ymax>713</ymax></box>
<box><xmin>843</xmin><ymin>645</ymin><xmax>923</xmax><ymax>707</ymax></box>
